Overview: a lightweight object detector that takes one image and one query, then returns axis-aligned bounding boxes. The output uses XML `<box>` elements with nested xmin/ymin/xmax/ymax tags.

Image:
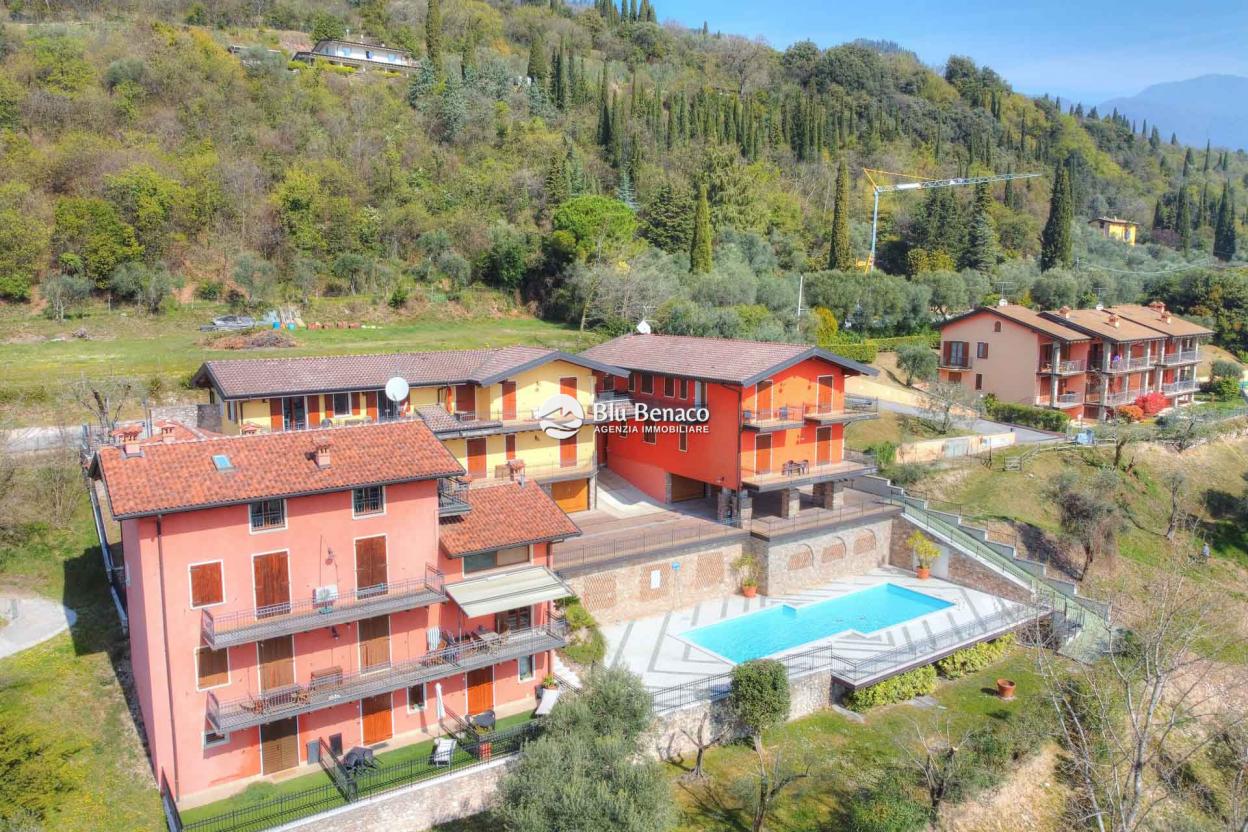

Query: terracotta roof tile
<box><xmin>414</xmin><ymin>405</ymin><xmax>501</xmax><ymax>435</ymax></box>
<box><xmin>980</xmin><ymin>305</ymin><xmax>1090</xmax><ymax>341</ymax></box>
<box><xmin>1107</xmin><ymin>304</ymin><xmax>1214</xmax><ymax>338</ymax></box>
<box><xmin>580</xmin><ymin>334</ymin><xmax>876</xmax><ymax>385</ymax></box>
<box><xmin>439</xmin><ymin>481</ymin><xmax>581</xmax><ymax>557</ymax></box>
<box><xmin>1041</xmin><ymin>307</ymin><xmax>1167</xmax><ymax>342</ymax></box>
<box><xmin>91</xmin><ymin>420</ymin><xmax>463</xmax><ymax>519</ymax></box>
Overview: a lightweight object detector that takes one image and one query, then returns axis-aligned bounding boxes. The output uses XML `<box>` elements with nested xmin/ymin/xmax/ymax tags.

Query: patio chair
<box><xmin>430</xmin><ymin>737</ymin><xmax>457</xmax><ymax>767</ymax></box>
<box><xmin>534</xmin><ymin>687</ymin><xmax>561</xmax><ymax>717</ymax></box>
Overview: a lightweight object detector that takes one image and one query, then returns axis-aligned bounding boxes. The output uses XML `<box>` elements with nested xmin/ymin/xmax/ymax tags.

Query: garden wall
<box><xmin>755</xmin><ymin>517</ymin><xmax>894</xmax><ymax>597</ymax></box>
<box><xmin>895</xmin><ymin>431</ymin><xmax>1015</xmax><ymax>463</ymax></box>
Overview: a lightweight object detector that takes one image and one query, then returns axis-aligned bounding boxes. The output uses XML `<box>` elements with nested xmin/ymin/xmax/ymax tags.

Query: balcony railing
<box><xmin>1037</xmin><ymin>392</ymin><xmax>1083</xmax><ymax>407</ymax></box>
<box><xmin>938</xmin><ymin>356</ymin><xmax>972</xmax><ymax>370</ymax></box>
<box><xmin>1039</xmin><ymin>358</ymin><xmax>1086</xmax><ymax>375</ymax></box>
<box><xmin>742</xmin><ymin>406</ymin><xmax>806</xmax><ymax>427</ymax></box>
<box><xmin>740</xmin><ymin>451</ymin><xmax>876</xmax><ymax>489</ymax></box>
<box><xmin>1085</xmin><ymin>389</ymin><xmax>1140</xmax><ymax>407</ymax></box>
<box><xmin>201</xmin><ymin>565</ymin><xmax>446</xmax><ymax>650</ymax></box>
<box><xmin>1102</xmin><ymin>356</ymin><xmax>1151</xmax><ymax>373</ymax></box>
<box><xmin>1163</xmin><ymin>379</ymin><xmax>1199</xmax><ymax>395</ymax></box>
<box><xmin>803</xmin><ymin>396</ymin><xmax>879</xmax><ymax>422</ymax></box>
<box><xmin>469</xmin><ymin>457</ymin><xmax>595</xmax><ymax>487</ymax></box>
<box><xmin>1156</xmin><ymin>350</ymin><xmax>1200</xmax><ymax>366</ymax></box>
<box><xmin>438</xmin><ymin>478</ymin><xmax>471</xmax><ymax>516</ymax></box>
<box><xmin>207</xmin><ymin>621</ymin><xmax>568</xmax><ymax>732</ymax></box>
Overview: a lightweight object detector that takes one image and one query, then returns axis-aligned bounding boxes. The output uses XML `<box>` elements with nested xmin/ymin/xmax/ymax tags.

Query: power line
<box><xmin>1073</xmin><ymin>257</ymin><xmax>1216</xmax><ymax>276</ymax></box>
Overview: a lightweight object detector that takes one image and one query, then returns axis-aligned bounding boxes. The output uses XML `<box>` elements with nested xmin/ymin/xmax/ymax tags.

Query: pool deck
<box><xmin>603</xmin><ymin>568</ymin><xmax>1032</xmax><ymax>690</ymax></box>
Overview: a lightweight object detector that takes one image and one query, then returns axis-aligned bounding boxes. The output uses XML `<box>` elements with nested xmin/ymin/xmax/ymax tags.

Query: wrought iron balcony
<box><xmin>438</xmin><ymin>477</ymin><xmax>471</xmax><ymax>517</ymax></box>
<box><xmin>1163</xmin><ymin>379</ymin><xmax>1199</xmax><ymax>395</ymax></box>
<box><xmin>1155</xmin><ymin>350</ymin><xmax>1200</xmax><ymax>367</ymax></box>
<box><xmin>201</xmin><ymin>565</ymin><xmax>447</xmax><ymax>650</ymax></box>
<box><xmin>207</xmin><ymin>621</ymin><xmax>568</xmax><ymax>732</ymax></box>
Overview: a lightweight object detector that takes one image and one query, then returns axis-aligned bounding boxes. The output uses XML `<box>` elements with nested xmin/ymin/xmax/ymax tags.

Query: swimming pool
<box><xmin>680</xmin><ymin>583</ymin><xmax>954</xmax><ymax>664</ymax></box>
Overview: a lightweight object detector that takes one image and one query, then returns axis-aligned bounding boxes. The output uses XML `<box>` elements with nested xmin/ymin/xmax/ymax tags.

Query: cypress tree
<box><xmin>527</xmin><ymin>33</ymin><xmax>549</xmax><ymax>84</ymax></box>
<box><xmin>1176</xmin><ymin>187</ymin><xmax>1192</xmax><ymax>253</ymax></box>
<box><xmin>1182</xmin><ymin>148</ymin><xmax>1193</xmax><ymax>179</ymax></box>
<box><xmin>962</xmin><ymin>181</ymin><xmax>999</xmax><ymax>271</ymax></box>
<box><xmin>1039</xmin><ymin>164</ymin><xmax>1073</xmax><ymax>271</ymax></box>
<box><xmin>1215</xmin><ymin>182</ymin><xmax>1237</xmax><ymax>261</ymax></box>
<box><xmin>596</xmin><ymin>65</ymin><xmax>611</xmax><ymax>147</ymax></box>
<box><xmin>690</xmin><ymin>182</ymin><xmax>713</xmax><ymax>274</ymax></box>
<box><xmin>828</xmin><ymin>158</ymin><xmax>853</xmax><ymax>270</ymax></box>
<box><xmin>1152</xmin><ymin>198</ymin><xmax>1166</xmax><ymax>231</ymax></box>
<box><xmin>1170</xmin><ymin>132</ymin><xmax>1178</xmax><ymax>145</ymax></box>
<box><xmin>1203</xmin><ymin>139</ymin><xmax>1212</xmax><ymax>173</ymax></box>
<box><xmin>641</xmin><ymin>180</ymin><xmax>693</xmax><ymax>252</ymax></box>
<box><xmin>425</xmin><ymin>0</ymin><xmax>443</xmax><ymax>80</ymax></box>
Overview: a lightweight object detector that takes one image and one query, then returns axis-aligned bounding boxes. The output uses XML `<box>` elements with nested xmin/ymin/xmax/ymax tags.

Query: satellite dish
<box><xmin>636</xmin><ymin>319</ymin><xmax>652</xmax><ymax>335</ymax></box>
<box><xmin>384</xmin><ymin>377</ymin><xmax>410</xmax><ymax>403</ymax></box>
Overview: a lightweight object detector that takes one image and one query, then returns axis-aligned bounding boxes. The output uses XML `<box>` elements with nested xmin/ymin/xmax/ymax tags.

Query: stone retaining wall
<box><xmin>756</xmin><ymin>517</ymin><xmax>894</xmax><ymax>597</ymax></box>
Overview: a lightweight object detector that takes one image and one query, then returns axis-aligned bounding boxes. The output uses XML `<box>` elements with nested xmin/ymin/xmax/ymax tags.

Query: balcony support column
<box><xmin>812</xmin><ymin>481</ymin><xmax>844</xmax><ymax>510</ymax></box>
<box><xmin>779</xmin><ymin>487</ymin><xmax>801</xmax><ymax>519</ymax></box>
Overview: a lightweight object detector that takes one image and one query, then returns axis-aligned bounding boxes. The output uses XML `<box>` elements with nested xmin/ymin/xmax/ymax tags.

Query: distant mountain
<box><xmin>1102</xmin><ymin>74</ymin><xmax>1248</xmax><ymax>150</ymax></box>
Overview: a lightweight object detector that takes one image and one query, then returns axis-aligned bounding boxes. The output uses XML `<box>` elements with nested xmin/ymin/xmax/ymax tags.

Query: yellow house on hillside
<box><xmin>1088</xmin><ymin>217</ymin><xmax>1138</xmax><ymax>245</ymax></box>
<box><xmin>191</xmin><ymin>347</ymin><xmax>625</xmax><ymax>512</ymax></box>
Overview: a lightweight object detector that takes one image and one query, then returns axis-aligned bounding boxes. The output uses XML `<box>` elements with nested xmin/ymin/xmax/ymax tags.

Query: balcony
<box><xmin>207</xmin><ymin>621</ymin><xmax>568</xmax><ymax>732</ymax></box>
<box><xmin>438</xmin><ymin>478</ymin><xmax>471</xmax><ymax>517</ymax></box>
<box><xmin>1085</xmin><ymin>389</ymin><xmax>1140</xmax><ymax>407</ymax></box>
<box><xmin>803</xmin><ymin>396</ymin><xmax>879</xmax><ymax>424</ymax></box>
<box><xmin>1038</xmin><ymin>358</ymin><xmax>1086</xmax><ymax>375</ymax></box>
<box><xmin>1037</xmin><ymin>392</ymin><xmax>1082</xmax><ymax>407</ymax></box>
<box><xmin>742</xmin><ymin>405</ymin><xmax>806</xmax><ymax>431</ymax></box>
<box><xmin>740</xmin><ymin>451</ymin><xmax>876</xmax><ymax>491</ymax></box>
<box><xmin>938</xmin><ymin>357</ymin><xmax>972</xmax><ymax>370</ymax></box>
<box><xmin>201</xmin><ymin>565</ymin><xmax>446</xmax><ymax>650</ymax></box>
<box><xmin>1163</xmin><ymin>379</ymin><xmax>1199</xmax><ymax>395</ymax></box>
<box><xmin>469</xmin><ymin>457</ymin><xmax>596</xmax><ymax>488</ymax></box>
<box><xmin>1101</xmin><ymin>356</ymin><xmax>1152</xmax><ymax>373</ymax></box>
<box><xmin>1156</xmin><ymin>350</ymin><xmax>1200</xmax><ymax>367</ymax></box>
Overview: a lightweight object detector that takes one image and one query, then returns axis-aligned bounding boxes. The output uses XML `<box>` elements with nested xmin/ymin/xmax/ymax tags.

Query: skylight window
<box><xmin>212</xmin><ymin>454</ymin><xmax>234</xmax><ymax>472</ymax></box>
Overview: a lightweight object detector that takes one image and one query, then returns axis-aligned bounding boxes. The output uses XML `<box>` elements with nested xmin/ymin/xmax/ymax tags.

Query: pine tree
<box><xmin>425</xmin><ymin>0</ymin><xmax>443</xmax><ymax>80</ymax></box>
<box><xmin>1182</xmin><ymin>148</ymin><xmax>1193</xmax><ymax>179</ymax></box>
<box><xmin>1215</xmin><ymin>181</ymin><xmax>1237</xmax><ymax>261</ymax></box>
<box><xmin>962</xmin><ymin>181</ymin><xmax>998</xmax><ymax>271</ymax></box>
<box><xmin>1170</xmin><ymin>132</ymin><xmax>1178</xmax><ymax>146</ymax></box>
<box><xmin>641</xmin><ymin>180</ymin><xmax>693</xmax><ymax>252</ymax></box>
<box><xmin>1203</xmin><ymin>139</ymin><xmax>1212</xmax><ymax>173</ymax></box>
<box><xmin>828</xmin><ymin>158</ymin><xmax>853</xmax><ymax>270</ymax></box>
<box><xmin>1149</xmin><ymin>126</ymin><xmax>1161</xmax><ymax>151</ymax></box>
<box><xmin>544</xmin><ymin>153</ymin><xmax>569</xmax><ymax>208</ymax></box>
<box><xmin>1152</xmin><ymin>198</ymin><xmax>1166</xmax><ymax>231</ymax></box>
<box><xmin>1039</xmin><ymin>164</ymin><xmax>1073</xmax><ymax>271</ymax></box>
<box><xmin>527</xmin><ymin>33</ymin><xmax>549</xmax><ymax>84</ymax></box>
<box><xmin>596</xmin><ymin>65</ymin><xmax>611</xmax><ymax>147</ymax></box>
<box><xmin>1176</xmin><ymin>187</ymin><xmax>1192</xmax><ymax>253</ymax></box>
<box><xmin>615</xmin><ymin>169</ymin><xmax>637</xmax><ymax>210</ymax></box>
<box><xmin>690</xmin><ymin>182</ymin><xmax>712</xmax><ymax>273</ymax></box>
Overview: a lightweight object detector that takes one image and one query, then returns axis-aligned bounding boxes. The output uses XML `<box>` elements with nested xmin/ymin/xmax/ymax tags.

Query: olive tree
<box><xmin>895</xmin><ymin>345</ymin><xmax>938</xmax><ymax>386</ymax></box>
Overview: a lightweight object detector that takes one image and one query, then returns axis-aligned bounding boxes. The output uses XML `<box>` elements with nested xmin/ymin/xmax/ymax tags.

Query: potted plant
<box><xmin>733</xmin><ymin>553</ymin><xmax>760</xmax><ymax>598</ymax></box>
<box><xmin>541</xmin><ymin>674</ymin><xmax>559</xmax><ymax>690</ymax></box>
<box><xmin>996</xmin><ymin>678</ymin><xmax>1016</xmax><ymax>700</ymax></box>
<box><xmin>908</xmin><ymin>530</ymin><xmax>940</xmax><ymax>580</ymax></box>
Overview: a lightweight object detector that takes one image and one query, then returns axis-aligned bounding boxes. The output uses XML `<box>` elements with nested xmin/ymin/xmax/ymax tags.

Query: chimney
<box><xmin>1149</xmin><ymin>300</ymin><xmax>1165</xmax><ymax>313</ymax></box>
<box><xmin>1107</xmin><ymin>312</ymin><xmax>1120</xmax><ymax>327</ymax></box>
<box><xmin>160</xmin><ymin>423</ymin><xmax>177</xmax><ymax>444</ymax></box>
<box><xmin>122</xmin><ymin>440</ymin><xmax>142</xmax><ymax>458</ymax></box>
<box><xmin>241</xmin><ymin>423</ymin><xmax>260</xmax><ymax>435</ymax></box>
<box><xmin>1162</xmin><ymin>311</ymin><xmax>1172</xmax><ymax>324</ymax></box>
<box><xmin>1058</xmin><ymin>305</ymin><xmax>1072</xmax><ymax>319</ymax></box>
<box><xmin>314</xmin><ymin>442</ymin><xmax>332</xmax><ymax>470</ymax></box>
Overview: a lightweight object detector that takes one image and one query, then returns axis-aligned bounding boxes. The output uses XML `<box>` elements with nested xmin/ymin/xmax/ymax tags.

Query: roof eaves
<box><xmin>440</xmin><ymin>527</ymin><xmax>582</xmax><ymax>559</ymax></box>
<box><xmin>738</xmin><ymin>347</ymin><xmax>877</xmax><ymax>388</ymax></box>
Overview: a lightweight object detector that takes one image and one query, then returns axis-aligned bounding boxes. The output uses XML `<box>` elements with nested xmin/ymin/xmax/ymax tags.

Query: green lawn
<box><xmin>181</xmin><ymin>711</ymin><xmax>536</xmax><ymax>825</ymax></box>
<box><xmin>845</xmin><ymin>409</ymin><xmax>974</xmax><ymax>451</ymax></box>
<box><xmin>0</xmin><ymin>503</ymin><xmax>164</xmax><ymax>831</ymax></box>
<box><xmin>0</xmin><ymin>293</ymin><xmax>600</xmax><ymax>427</ymax></box>
<box><xmin>669</xmin><ymin>649</ymin><xmax>1046</xmax><ymax>832</ymax></box>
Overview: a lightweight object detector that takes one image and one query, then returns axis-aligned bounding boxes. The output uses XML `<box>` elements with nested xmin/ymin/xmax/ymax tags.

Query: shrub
<box><xmin>844</xmin><ymin>665</ymin><xmax>937</xmax><ymax>711</ymax></box>
<box><xmin>1209</xmin><ymin>375</ymin><xmax>1241</xmax><ymax>401</ymax></box>
<box><xmin>560</xmin><ymin>598</ymin><xmax>606</xmax><ymax>666</ymax></box>
<box><xmin>883</xmin><ymin>462</ymin><xmax>927</xmax><ymax>486</ymax></box>
<box><xmin>1135</xmin><ymin>391</ymin><xmax>1167</xmax><ymax>416</ymax></box>
<box><xmin>845</xmin><ymin>771</ymin><xmax>929</xmax><ymax>832</ymax></box>
<box><xmin>867</xmin><ymin>441</ymin><xmax>897</xmax><ymax>467</ymax></box>
<box><xmin>1116</xmin><ymin>404</ymin><xmax>1144</xmax><ymax>422</ymax></box>
<box><xmin>1210</xmin><ymin>359</ymin><xmax>1241</xmax><ymax>380</ymax></box>
<box><xmin>194</xmin><ymin>280</ymin><xmax>223</xmax><ymax>301</ymax></box>
<box><xmin>828</xmin><ymin>342</ymin><xmax>877</xmax><ymax>363</ymax></box>
<box><xmin>387</xmin><ymin>284</ymin><xmax>409</xmax><ymax>310</ymax></box>
<box><xmin>934</xmin><ymin>634</ymin><xmax>1015</xmax><ymax>679</ymax></box>
<box><xmin>984</xmin><ymin>399</ymin><xmax>1070</xmax><ymax>431</ymax></box>
<box><xmin>730</xmin><ymin>659</ymin><xmax>790</xmax><ymax>737</ymax></box>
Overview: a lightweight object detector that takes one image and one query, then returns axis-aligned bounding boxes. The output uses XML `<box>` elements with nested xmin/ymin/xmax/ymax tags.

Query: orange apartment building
<box><xmin>89</xmin><ymin>420</ymin><xmax>579</xmax><ymax>802</ymax></box>
<box><xmin>938</xmin><ymin>301</ymin><xmax>1211</xmax><ymax>419</ymax></box>
<box><xmin>581</xmin><ymin>334</ymin><xmax>880</xmax><ymax>522</ymax></box>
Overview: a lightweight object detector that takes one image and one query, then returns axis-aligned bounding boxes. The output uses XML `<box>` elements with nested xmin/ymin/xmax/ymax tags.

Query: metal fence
<box><xmin>648</xmin><ymin>603</ymin><xmax>1044</xmax><ymax>714</ymax></box>
<box><xmin>169</xmin><ymin>724</ymin><xmax>540</xmax><ymax>832</ymax></box>
<box><xmin>552</xmin><ymin>517</ymin><xmax>745</xmax><ymax>573</ymax></box>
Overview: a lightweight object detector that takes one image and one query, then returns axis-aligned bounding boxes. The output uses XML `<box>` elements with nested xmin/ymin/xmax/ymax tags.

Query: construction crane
<box><xmin>863</xmin><ymin>169</ymin><xmax>1043</xmax><ymax>271</ymax></box>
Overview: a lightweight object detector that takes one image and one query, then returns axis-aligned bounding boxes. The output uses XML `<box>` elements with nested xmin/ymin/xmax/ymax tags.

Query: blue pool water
<box><xmin>682</xmin><ymin>584</ymin><xmax>954</xmax><ymax>663</ymax></box>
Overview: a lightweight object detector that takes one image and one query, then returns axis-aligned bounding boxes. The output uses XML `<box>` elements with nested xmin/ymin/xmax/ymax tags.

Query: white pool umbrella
<box><xmin>435</xmin><ymin>682</ymin><xmax>445</xmax><ymax>720</ymax></box>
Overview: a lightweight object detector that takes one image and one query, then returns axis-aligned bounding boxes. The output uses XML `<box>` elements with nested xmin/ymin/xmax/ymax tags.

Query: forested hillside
<box><xmin>0</xmin><ymin>0</ymin><xmax>1246</xmax><ymax>350</ymax></box>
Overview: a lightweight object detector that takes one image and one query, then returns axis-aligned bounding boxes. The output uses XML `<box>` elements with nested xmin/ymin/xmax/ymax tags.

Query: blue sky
<box><xmin>658</xmin><ymin>0</ymin><xmax>1248</xmax><ymax>104</ymax></box>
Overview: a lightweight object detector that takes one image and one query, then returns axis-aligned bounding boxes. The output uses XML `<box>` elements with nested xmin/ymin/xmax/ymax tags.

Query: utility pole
<box><xmin>864</xmin><ymin>169</ymin><xmax>1043</xmax><ymax>271</ymax></box>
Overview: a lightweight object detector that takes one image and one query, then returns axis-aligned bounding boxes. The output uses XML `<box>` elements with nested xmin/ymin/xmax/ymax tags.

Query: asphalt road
<box><xmin>879</xmin><ymin>401</ymin><xmax>1057</xmax><ymax>444</ymax></box>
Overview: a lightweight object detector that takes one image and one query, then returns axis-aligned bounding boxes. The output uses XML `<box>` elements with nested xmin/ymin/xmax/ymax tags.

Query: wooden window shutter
<box><xmin>189</xmin><ymin>563</ymin><xmax>223</xmax><ymax>608</ymax></box>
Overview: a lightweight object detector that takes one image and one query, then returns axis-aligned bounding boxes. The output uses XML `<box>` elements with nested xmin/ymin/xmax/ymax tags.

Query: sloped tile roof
<box><xmin>91</xmin><ymin>420</ymin><xmax>463</xmax><ymax>519</ymax></box>
<box><xmin>194</xmin><ymin>347</ymin><xmax>624</xmax><ymax>399</ymax></box>
<box><xmin>1108</xmin><ymin>304</ymin><xmax>1214</xmax><ymax>338</ymax></box>
<box><xmin>414</xmin><ymin>405</ymin><xmax>502</xmax><ymax>436</ymax></box>
<box><xmin>1041</xmin><ymin>307</ymin><xmax>1167</xmax><ymax>342</ymax></box>
<box><xmin>439</xmin><ymin>481</ymin><xmax>581</xmax><ymax>557</ymax></box>
<box><xmin>580</xmin><ymin>334</ymin><xmax>876</xmax><ymax>386</ymax></box>
<box><xmin>939</xmin><ymin>305</ymin><xmax>1089</xmax><ymax>341</ymax></box>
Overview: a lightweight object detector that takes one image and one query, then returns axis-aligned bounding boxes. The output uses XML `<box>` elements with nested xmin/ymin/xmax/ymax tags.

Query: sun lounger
<box><xmin>534</xmin><ymin>687</ymin><xmax>561</xmax><ymax>717</ymax></box>
<box><xmin>431</xmin><ymin>737</ymin><xmax>457</xmax><ymax>767</ymax></box>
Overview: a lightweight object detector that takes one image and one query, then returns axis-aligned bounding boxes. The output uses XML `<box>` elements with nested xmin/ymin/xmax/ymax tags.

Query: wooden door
<box><xmin>358</xmin><ymin>616</ymin><xmax>390</xmax><ymax>671</ymax></box>
<box><xmin>354</xmin><ymin>536</ymin><xmax>388</xmax><ymax>593</ymax></box>
<box><xmin>559</xmin><ymin>436</ymin><xmax>577</xmax><ymax>468</ymax></box>
<box><xmin>253</xmin><ymin>552</ymin><xmax>290</xmax><ymax>616</ymax></box>
<box><xmin>257</xmin><ymin>636</ymin><xmax>295</xmax><ymax>692</ymax></box>
<box><xmin>670</xmin><ymin>475</ymin><xmax>705</xmax><ymax>502</ymax></box>
<box><xmin>361</xmin><ymin>693</ymin><xmax>393</xmax><ymax>745</ymax></box>
<box><xmin>260</xmin><ymin>718</ymin><xmax>299</xmax><ymax>774</ymax></box>
<box><xmin>505</xmin><ymin>434</ymin><xmax>517</xmax><ymax>461</ymax></box>
<box><xmin>466</xmin><ymin>667</ymin><xmax>494</xmax><ymax>716</ymax></box>
<box><xmin>817</xmin><ymin>375</ymin><xmax>835</xmax><ymax>412</ymax></box>
<box><xmin>269</xmin><ymin>398</ymin><xmax>283</xmax><ymax>432</ymax></box>
<box><xmin>550</xmin><ymin>479</ymin><xmax>589</xmax><ymax>512</ymax></box>
<box><xmin>455</xmin><ymin>384</ymin><xmax>476</xmax><ymax>417</ymax></box>
<box><xmin>816</xmin><ymin>426</ymin><xmax>832</xmax><ymax>466</ymax></box>
<box><xmin>756</xmin><ymin>380</ymin><xmax>773</xmax><ymax>413</ymax></box>
<box><xmin>501</xmin><ymin>381</ymin><xmax>517</xmax><ymax>420</ymax></box>
<box><xmin>560</xmin><ymin>376</ymin><xmax>577</xmax><ymax>398</ymax></box>
<box><xmin>466</xmin><ymin>438</ymin><xmax>487</xmax><ymax>478</ymax></box>
<box><xmin>755</xmin><ymin>435</ymin><xmax>772</xmax><ymax>475</ymax></box>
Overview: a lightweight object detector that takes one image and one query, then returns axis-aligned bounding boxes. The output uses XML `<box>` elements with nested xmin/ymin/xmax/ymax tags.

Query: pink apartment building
<box><xmin>90</xmin><ymin>420</ymin><xmax>579</xmax><ymax>802</ymax></box>
<box><xmin>937</xmin><ymin>301</ymin><xmax>1211</xmax><ymax>419</ymax></box>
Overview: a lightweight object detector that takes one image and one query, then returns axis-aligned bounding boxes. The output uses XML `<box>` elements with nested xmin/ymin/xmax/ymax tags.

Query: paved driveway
<box><xmin>880</xmin><ymin>401</ymin><xmax>1056</xmax><ymax>444</ymax></box>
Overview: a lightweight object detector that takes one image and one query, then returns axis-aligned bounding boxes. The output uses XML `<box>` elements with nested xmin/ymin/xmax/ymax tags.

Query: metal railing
<box><xmin>1102</xmin><ymin>356</ymin><xmax>1151</xmax><ymax>373</ymax></box>
<box><xmin>552</xmin><ymin>517</ymin><xmax>745</xmax><ymax>573</ymax></box>
<box><xmin>207</xmin><ymin>621</ymin><xmax>567</xmax><ymax>732</ymax></box>
<box><xmin>202</xmin><ymin>565</ymin><xmax>446</xmax><ymax>650</ymax></box>
<box><xmin>742</xmin><ymin>406</ymin><xmax>806</xmax><ymax>426</ymax></box>
<box><xmin>740</xmin><ymin>453</ymin><xmax>876</xmax><ymax>484</ymax></box>
<box><xmin>469</xmin><ymin>457</ymin><xmax>596</xmax><ymax>485</ymax></box>
<box><xmin>1163</xmin><ymin>379</ymin><xmax>1199</xmax><ymax>395</ymax></box>
<box><xmin>1085</xmin><ymin>389</ymin><xmax>1139</xmax><ymax>406</ymax></box>
<box><xmin>748</xmin><ymin>494</ymin><xmax>897</xmax><ymax>539</ymax></box>
<box><xmin>649</xmin><ymin>603</ymin><xmax>1044</xmax><ymax>713</ymax></box>
<box><xmin>437</xmin><ymin>478</ymin><xmax>471</xmax><ymax>516</ymax></box>
<box><xmin>802</xmin><ymin>397</ymin><xmax>879</xmax><ymax>420</ymax></box>
<box><xmin>1039</xmin><ymin>358</ymin><xmax>1086</xmax><ymax>374</ymax></box>
<box><xmin>1155</xmin><ymin>350</ymin><xmax>1200</xmax><ymax>366</ymax></box>
<box><xmin>1037</xmin><ymin>392</ymin><xmax>1082</xmax><ymax>406</ymax></box>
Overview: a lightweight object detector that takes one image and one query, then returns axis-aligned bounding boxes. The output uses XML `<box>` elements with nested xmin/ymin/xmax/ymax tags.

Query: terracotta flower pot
<box><xmin>742</xmin><ymin>585</ymin><xmax>758</xmax><ymax>598</ymax></box>
<box><xmin>996</xmin><ymin>678</ymin><xmax>1016</xmax><ymax>700</ymax></box>
<box><xmin>916</xmin><ymin>565</ymin><xmax>931</xmax><ymax>580</ymax></box>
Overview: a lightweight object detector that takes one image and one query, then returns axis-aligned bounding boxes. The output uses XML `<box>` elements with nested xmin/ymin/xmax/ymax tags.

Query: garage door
<box><xmin>669</xmin><ymin>474</ymin><xmax>706</xmax><ymax>502</ymax></box>
<box><xmin>550</xmin><ymin>478</ymin><xmax>589</xmax><ymax>513</ymax></box>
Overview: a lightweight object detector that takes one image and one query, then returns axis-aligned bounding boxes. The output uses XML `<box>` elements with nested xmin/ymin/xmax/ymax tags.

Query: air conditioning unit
<box><xmin>313</xmin><ymin>585</ymin><xmax>339</xmax><ymax>606</ymax></box>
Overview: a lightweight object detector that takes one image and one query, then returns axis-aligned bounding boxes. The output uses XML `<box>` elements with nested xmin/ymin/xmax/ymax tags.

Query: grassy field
<box><xmin>0</xmin><ymin>501</ymin><xmax>163</xmax><ymax>831</ymax></box>
<box><xmin>845</xmin><ymin>409</ymin><xmax>975</xmax><ymax>451</ymax></box>
<box><xmin>0</xmin><ymin>293</ymin><xmax>600</xmax><ymax>427</ymax></box>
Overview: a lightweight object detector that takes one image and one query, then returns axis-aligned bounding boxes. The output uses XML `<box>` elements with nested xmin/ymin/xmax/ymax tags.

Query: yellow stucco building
<box><xmin>1088</xmin><ymin>217</ymin><xmax>1138</xmax><ymax>245</ymax></box>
